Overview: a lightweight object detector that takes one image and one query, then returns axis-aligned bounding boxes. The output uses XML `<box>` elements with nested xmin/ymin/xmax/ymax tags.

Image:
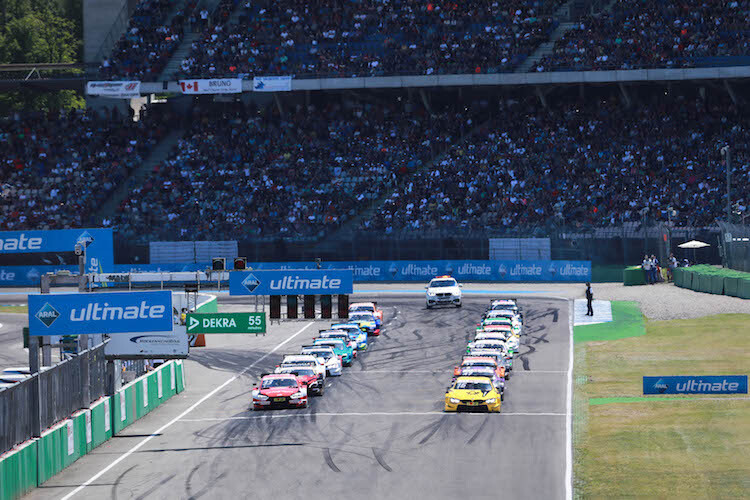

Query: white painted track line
<box><xmin>565</xmin><ymin>299</ymin><xmax>574</xmax><ymax>500</ymax></box>
<box><xmin>60</xmin><ymin>321</ymin><xmax>315</xmax><ymax>500</ymax></box>
<box><xmin>180</xmin><ymin>411</ymin><xmax>567</xmax><ymax>422</ymax></box>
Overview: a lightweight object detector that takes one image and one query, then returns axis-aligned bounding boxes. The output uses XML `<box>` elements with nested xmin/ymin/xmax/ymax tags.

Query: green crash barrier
<box><xmin>711</xmin><ymin>274</ymin><xmax>725</xmax><ymax>295</ymax></box>
<box><xmin>0</xmin><ymin>440</ymin><xmax>37</xmax><ymax>500</ymax></box>
<box><xmin>623</xmin><ymin>266</ymin><xmax>647</xmax><ymax>286</ymax></box>
<box><xmin>37</xmin><ymin>413</ymin><xmax>86</xmax><ymax>485</ymax></box>
<box><xmin>90</xmin><ymin>397</ymin><xmax>112</xmax><ymax>450</ymax></box>
<box><xmin>739</xmin><ymin>279</ymin><xmax>750</xmax><ymax>299</ymax></box>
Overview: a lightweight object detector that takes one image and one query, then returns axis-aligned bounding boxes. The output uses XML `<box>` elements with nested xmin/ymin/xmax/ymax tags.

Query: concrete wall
<box><xmin>83</xmin><ymin>0</ymin><xmax>131</xmax><ymax>63</ymax></box>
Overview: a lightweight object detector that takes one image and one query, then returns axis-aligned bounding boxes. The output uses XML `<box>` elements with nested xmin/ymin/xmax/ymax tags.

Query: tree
<box><xmin>0</xmin><ymin>0</ymin><xmax>83</xmax><ymax>112</ymax></box>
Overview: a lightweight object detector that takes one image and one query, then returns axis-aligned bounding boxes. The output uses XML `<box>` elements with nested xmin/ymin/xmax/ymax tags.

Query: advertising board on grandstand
<box><xmin>0</xmin><ymin>228</ymin><xmax>114</xmax><ymax>286</ymax></box>
<box><xmin>28</xmin><ymin>291</ymin><xmax>173</xmax><ymax>336</ymax></box>
<box><xmin>252</xmin><ymin>76</ymin><xmax>292</xmax><ymax>92</ymax></box>
<box><xmin>104</xmin><ymin>325</ymin><xmax>188</xmax><ymax>359</ymax></box>
<box><xmin>229</xmin><ymin>270</ymin><xmax>353</xmax><ymax>296</ymax></box>
<box><xmin>179</xmin><ymin>79</ymin><xmax>242</xmax><ymax>94</ymax></box>
<box><xmin>86</xmin><ymin>81</ymin><xmax>141</xmax><ymax>98</ymax></box>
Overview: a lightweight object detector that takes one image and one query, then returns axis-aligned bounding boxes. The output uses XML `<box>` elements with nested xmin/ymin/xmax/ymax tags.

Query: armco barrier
<box><xmin>0</xmin><ymin>440</ymin><xmax>37</xmax><ymax>500</ymax></box>
<box><xmin>0</xmin><ymin>360</ymin><xmax>186</xmax><ymax>500</ymax></box>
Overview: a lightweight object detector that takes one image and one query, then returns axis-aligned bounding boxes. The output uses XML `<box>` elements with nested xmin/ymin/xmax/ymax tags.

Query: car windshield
<box><xmin>430</xmin><ymin>280</ymin><xmax>456</xmax><ymax>288</ymax></box>
<box><xmin>282</xmin><ymin>359</ymin><xmax>313</xmax><ymax>366</ymax></box>
<box><xmin>316</xmin><ymin>340</ymin><xmax>344</xmax><ymax>349</ymax></box>
<box><xmin>454</xmin><ymin>380</ymin><xmax>493</xmax><ymax>392</ymax></box>
<box><xmin>462</xmin><ymin>369</ymin><xmax>493</xmax><ymax>376</ymax></box>
<box><xmin>280</xmin><ymin>368</ymin><xmax>315</xmax><ymax>377</ymax></box>
<box><xmin>322</xmin><ymin>333</ymin><xmax>348</xmax><ymax>340</ymax></box>
<box><xmin>351</xmin><ymin>306</ymin><xmax>374</xmax><ymax>312</ymax></box>
<box><xmin>261</xmin><ymin>378</ymin><xmax>297</xmax><ymax>389</ymax></box>
<box><xmin>465</xmin><ymin>361</ymin><xmax>495</xmax><ymax>368</ymax></box>
<box><xmin>304</xmin><ymin>350</ymin><xmax>332</xmax><ymax>359</ymax></box>
<box><xmin>350</xmin><ymin>314</ymin><xmax>373</xmax><ymax>321</ymax></box>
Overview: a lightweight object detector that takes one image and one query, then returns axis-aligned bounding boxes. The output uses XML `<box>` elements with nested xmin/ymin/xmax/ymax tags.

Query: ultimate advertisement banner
<box><xmin>0</xmin><ymin>228</ymin><xmax>114</xmax><ymax>285</ymax></box>
<box><xmin>229</xmin><ymin>269</ymin><xmax>354</xmax><ymax>296</ymax></box>
<box><xmin>643</xmin><ymin>375</ymin><xmax>748</xmax><ymax>395</ymax></box>
<box><xmin>28</xmin><ymin>291</ymin><xmax>173</xmax><ymax>336</ymax></box>
<box><xmin>107</xmin><ymin>259</ymin><xmax>592</xmax><ymax>283</ymax></box>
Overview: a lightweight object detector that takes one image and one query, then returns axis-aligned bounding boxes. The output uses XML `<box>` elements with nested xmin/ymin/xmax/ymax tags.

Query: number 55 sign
<box><xmin>186</xmin><ymin>312</ymin><xmax>266</xmax><ymax>335</ymax></box>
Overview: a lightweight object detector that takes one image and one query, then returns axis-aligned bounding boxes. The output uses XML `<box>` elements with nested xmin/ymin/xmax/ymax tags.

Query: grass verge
<box><xmin>0</xmin><ymin>305</ymin><xmax>27</xmax><ymax>314</ymax></box>
<box><xmin>574</xmin><ymin>306</ymin><xmax>750</xmax><ymax>498</ymax></box>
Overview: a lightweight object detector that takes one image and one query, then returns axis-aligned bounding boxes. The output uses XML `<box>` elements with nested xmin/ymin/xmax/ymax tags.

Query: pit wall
<box><xmin>0</xmin><ymin>360</ymin><xmax>186</xmax><ymax>500</ymax></box>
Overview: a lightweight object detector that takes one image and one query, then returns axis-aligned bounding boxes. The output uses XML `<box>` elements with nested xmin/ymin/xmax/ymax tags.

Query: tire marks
<box><xmin>323</xmin><ymin>448</ymin><xmax>341</xmax><ymax>472</ymax></box>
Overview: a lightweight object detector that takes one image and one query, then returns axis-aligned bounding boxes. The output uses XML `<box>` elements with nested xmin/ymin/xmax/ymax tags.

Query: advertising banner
<box><xmin>643</xmin><ymin>375</ymin><xmax>748</xmax><ymax>395</ymax></box>
<box><xmin>0</xmin><ymin>228</ymin><xmax>114</xmax><ymax>285</ymax></box>
<box><xmin>86</xmin><ymin>81</ymin><xmax>141</xmax><ymax>98</ymax></box>
<box><xmin>28</xmin><ymin>291</ymin><xmax>173</xmax><ymax>336</ymax></box>
<box><xmin>106</xmin><ymin>259</ymin><xmax>591</xmax><ymax>283</ymax></box>
<box><xmin>229</xmin><ymin>270</ymin><xmax>354</xmax><ymax>296</ymax></box>
<box><xmin>186</xmin><ymin>312</ymin><xmax>266</xmax><ymax>334</ymax></box>
<box><xmin>179</xmin><ymin>78</ymin><xmax>242</xmax><ymax>94</ymax></box>
<box><xmin>105</xmin><ymin>325</ymin><xmax>188</xmax><ymax>359</ymax></box>
<box><xmin>252</xmin><ymin>75</ymin><xmax>292</xmax><ymax>92</ymax></box>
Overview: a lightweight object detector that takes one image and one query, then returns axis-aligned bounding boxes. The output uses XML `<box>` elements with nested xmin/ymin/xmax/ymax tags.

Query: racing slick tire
<box><xmin>426</xmin><ymin>303</ymin><xmax>432</xmax><ymax>309</ymax></box>
<box><xmin>316</xmin><ymin>384</ymin><xmax>325</xmax><ymax>397</ymax></box>
<box><xmin>455</xmin><ymin>303</ymin><xmax>462</xmax><ymax>308</ymax></box>
<box><xmin>344</xmin><ymin>359</ymin><xmax>353</xmax><ymax>367</ymax></box>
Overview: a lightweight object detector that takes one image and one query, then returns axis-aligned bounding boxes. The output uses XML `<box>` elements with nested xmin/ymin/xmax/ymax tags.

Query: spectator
<box><xmin>642</xmin><ymin>254</ymin><xmax>653</xmax><ymax>284</ymax></box>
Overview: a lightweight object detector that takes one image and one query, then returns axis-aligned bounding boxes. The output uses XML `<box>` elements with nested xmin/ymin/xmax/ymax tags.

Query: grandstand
<box><xmin>2</xmin><ymin>0</ymin><xmax>749</xmax><ymax>267</ymax></box>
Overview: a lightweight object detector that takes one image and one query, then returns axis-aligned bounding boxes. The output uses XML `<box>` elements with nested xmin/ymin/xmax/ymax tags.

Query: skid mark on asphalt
<box><xmin>111</xmin><ymin>465</ymin><xmax>137</xmax><ymax>500</ymax></box>
<box><xmin>323</xmin><ymin>448</ymin><xmax>341</xmax><ymax>472</ymax></box>
<box><xmin>132</xmin><ymin>472</ymin><xmax>177</xmax><ymax>500</ymax></box>
<box><xmin>372</xmin><ymin>447</ymin><xmax>393</xmax><ymax>472</ymax></box>
<box><xmin>467</xmin><ymin>415</ymin><xmax>491</xmax><ymax>445</ymax></box>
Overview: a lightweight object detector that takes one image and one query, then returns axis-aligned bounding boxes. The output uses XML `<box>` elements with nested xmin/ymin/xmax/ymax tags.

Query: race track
<box><xmin>24</xmin><ymin>295</ymin><xmax>571</xmax><ymax>500</ymax></box>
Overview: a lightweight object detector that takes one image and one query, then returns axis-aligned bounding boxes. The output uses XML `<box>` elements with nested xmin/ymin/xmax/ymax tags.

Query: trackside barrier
<box><xmin>673</xmin><ymin>265</ymin><xmax>750</xmax><ymax>298</ymax></box>
<box><xmin>0</xmin><ymin>361</ymin><xmax>186</xmax><ymax>500</ymax></box>
<box><xmin>0</xmin><ymin>440</ymin><xmax>37</xmax><ymax>500</ymax></box>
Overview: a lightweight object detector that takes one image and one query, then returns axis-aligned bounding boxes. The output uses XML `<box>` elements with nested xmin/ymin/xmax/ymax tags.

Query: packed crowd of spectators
<box><xmin>364</xmin><ymin>91</ymin><xmax>750</xmax><ymax>233</ymax></box>
<box><xmin>100</xmin><ymin>0</ymin><xmax>188</xmax><ymax>80</ymax></box>
<box><xmin>176</xmin><ymin>0</ymin><xmax>561</xmax><ymax>79</ymax></box>
<box><xmin>532</xmin><ymin>0</ymin><xmax>750</xmax><ymax>72</ymax></box>
<box><xmin>0</xmin><ymin>109</ymin><xmax>166</xmax><ymax>231</ymax></box>
<box><xmin>111</xmin><ymin>98</ymin><xmax>477</xmax><ymax>241</ymax></box>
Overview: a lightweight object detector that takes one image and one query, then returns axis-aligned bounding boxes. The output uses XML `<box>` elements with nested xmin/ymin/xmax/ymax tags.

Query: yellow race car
<box><xmin>444</xmin><ymin>376</ymin><xmax>502</xmax><ymax>412</ymax></box>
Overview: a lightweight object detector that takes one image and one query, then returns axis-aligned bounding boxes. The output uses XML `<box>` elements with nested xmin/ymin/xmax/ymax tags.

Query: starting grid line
<box><xmin>180</xmin><ymin>411</ymin><xmax>566</xmax><ymax>422</ymax></box>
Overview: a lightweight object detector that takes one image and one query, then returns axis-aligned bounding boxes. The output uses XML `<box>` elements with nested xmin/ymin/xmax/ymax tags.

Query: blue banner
<box><xmin>28</xmin><ymin>291</ymin><xmax>173</xmax><ymax>336</ymax></box>
<box><xmin>0</xmin><ymin>228</ymin><xmax>114</xmax><ymax>285</ymax></box>
<box><xmin>643</xmin><ymin>376</ymin><xmax>748</xmax><ymax>395</ymax></box>
<box><xmin>229</xmin><ymin>270</ymin><xmax>354</xmax><ymax>296</ymax></box>
<box><xmin>107</xmin><ymin>260</ymin><xmax>591</xmax><ymax>283</ymax></box>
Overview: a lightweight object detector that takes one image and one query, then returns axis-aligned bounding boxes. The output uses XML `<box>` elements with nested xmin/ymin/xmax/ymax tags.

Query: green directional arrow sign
<box><xmin>185</xmin><ymin>312</ymin><xmax>266</xmax><ymax>334</ymax></box>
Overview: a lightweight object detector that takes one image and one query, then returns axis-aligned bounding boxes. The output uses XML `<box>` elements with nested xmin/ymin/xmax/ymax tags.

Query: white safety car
<box><xmin>425</xmin><ymin>275</ymin><xmax>462</xmax><ymax>308</ymax></box>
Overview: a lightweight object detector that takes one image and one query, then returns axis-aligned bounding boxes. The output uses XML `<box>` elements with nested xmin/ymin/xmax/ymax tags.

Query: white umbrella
<box><xmin>677</xmin><ymin>240</ymin><xmax>710</xmax><ymax>249</ymax></box>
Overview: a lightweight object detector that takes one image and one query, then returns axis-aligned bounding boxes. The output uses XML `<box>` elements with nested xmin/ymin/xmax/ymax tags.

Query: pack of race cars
<box><xmin>252</xmin><ymin>301</ymin><xmax>383</xmax><ymax>410</ymax></box>
<box><xmin>444</xmin><ymin>298</ymin><xmax>524</xmax><ymax>413</ymax></box>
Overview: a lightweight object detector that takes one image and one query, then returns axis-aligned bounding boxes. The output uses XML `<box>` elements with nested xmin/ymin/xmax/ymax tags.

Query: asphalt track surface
<box><xmin>23</xmin><ymin>295</ymin><xmax>570</xmax><ymax>500</ymax></box>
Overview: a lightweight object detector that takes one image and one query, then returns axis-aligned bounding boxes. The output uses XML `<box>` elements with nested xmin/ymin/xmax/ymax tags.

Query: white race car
<box><xmin>300</xmin><ymin>345</ymin><xmax>343</xmax><ymax>376</ymax></box>
<box><xmin>277</xmin><ymin>354</ymin><xmax>326</xmax><ymax>380</ymax></box>
<box><xmin>425</xmin><ymin>276</ymin><xmax>462</xmax><ymax>308</ymax></box>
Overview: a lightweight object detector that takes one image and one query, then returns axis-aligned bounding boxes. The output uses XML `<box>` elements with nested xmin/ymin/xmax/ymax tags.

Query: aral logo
<box><xmin>35</xmin><ymin>303</ymin><xmax>60</xmax><ymax>328</ymax></box>
<box><xmin>242</xmin><ymin>273</ymin><xmax>261</xmax><ymax>293</ymax></box>
<box><xmin>653</xmin><ymin>378</ymin><xmax>669</xmax><ymax>393</ymax></box>
<box><xmin>77</xmin><ymin>231</ymin><xmax>95</xmax><ymax>247</ymax></box>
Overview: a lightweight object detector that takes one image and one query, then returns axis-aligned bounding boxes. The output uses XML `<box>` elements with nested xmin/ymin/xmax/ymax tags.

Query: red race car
<box><xmin>274</xmin><ymin>366</ymin><xmax>325</xmax><ymax>396</ymax></box>
<box><xmin>252</xmin><ymin>373</ymin><xmax>308</xmax><ymax>410</ymax></box>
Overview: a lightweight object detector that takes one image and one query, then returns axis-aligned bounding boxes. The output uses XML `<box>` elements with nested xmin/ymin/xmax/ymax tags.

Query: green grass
<box><xmin>0</xmin><ymin>305</ymin><xmax>27</xmax><ymax>314</ymax></box>
<box><xmin>574</xmin><ymin>301</ymin><xmax>645</xmax><ymax>344</ymax></box>
<box><xmin>574</xmin><ymin>312</ymin><xmax>750</xmax><ymax>499</ymax></box>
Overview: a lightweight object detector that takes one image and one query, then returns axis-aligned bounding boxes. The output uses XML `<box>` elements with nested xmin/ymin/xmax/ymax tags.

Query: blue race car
<box><xmin>330</xmin><ymin>323</ymin><xmax>368</xmax><ymax>350</ymax></box>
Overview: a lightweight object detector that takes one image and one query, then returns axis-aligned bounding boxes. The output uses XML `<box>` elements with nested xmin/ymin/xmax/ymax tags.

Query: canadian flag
<box><xmin>180</xmin><ymin>81</ymin><xmax>199</xmax><ymax>92</ymax></box>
